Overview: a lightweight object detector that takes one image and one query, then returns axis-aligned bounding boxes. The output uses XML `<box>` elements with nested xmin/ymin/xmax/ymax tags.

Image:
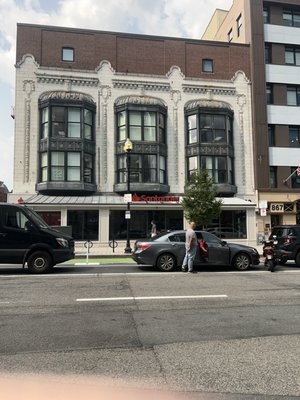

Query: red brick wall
<box><xmin>16</xmin><ymin>24</ymin><xmax>251</xmax><ymax>80</ymax></box>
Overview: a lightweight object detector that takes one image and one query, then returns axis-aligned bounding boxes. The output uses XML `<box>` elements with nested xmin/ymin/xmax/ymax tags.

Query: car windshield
<box><xmin>272</xmin><ymin>227</ymin><xmax>295</xmax><ymax>237</ymax></box>
<box><xmin>23</xmin><ymin>207</ymin><xmax>50</xmax><ymax>229</ymax></box>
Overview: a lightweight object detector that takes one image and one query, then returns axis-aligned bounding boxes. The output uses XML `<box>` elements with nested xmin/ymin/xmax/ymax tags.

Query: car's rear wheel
<box><xmin>156</xmin><ymin>253</ymin><xmax>177</xmax><ymax>272</ymax></box>
<box><xmin>233</xmin><ymin>253</ymin><xmax>251</xmax><ymax>271</ymax></box>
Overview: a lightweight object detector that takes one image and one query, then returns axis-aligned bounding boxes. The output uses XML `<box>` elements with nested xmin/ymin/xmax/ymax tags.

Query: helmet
<box><xmin>264</xmin><ymin>240</ymin><xmax>272</xmax><ymax>246</ymax></box>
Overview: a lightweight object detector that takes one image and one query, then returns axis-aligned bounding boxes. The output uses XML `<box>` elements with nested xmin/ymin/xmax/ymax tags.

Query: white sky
<box><xmin>0</xmin><ymin>0</ymin><xmax>232</xmax><ymax>191</ymax></box>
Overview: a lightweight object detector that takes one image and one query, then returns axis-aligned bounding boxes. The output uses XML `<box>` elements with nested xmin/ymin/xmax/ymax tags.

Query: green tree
<box><xmin>181</xmin><ymin>169</ymin><xmax>222</xmax><ymax>228</ymax></box>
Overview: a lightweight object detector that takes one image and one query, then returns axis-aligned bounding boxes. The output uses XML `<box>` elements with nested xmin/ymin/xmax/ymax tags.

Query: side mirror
<box><xmin>221</xmin><ymin>240</ymin><xmax>227</xmax><ymax>246</ymax></box>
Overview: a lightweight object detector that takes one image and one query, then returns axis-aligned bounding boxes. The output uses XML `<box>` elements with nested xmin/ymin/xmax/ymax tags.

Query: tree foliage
<box><xmin>181</xmin><ymin>169</ymin><xmax>222</xmax><ymax>228</ymax></box>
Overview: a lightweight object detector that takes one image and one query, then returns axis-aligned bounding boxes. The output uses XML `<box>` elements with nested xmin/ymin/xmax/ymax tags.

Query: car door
<box><xmin>167</xmin><ymin>232</ymin><xmax>186</xmax><ymax>264</ymax></box>
<box><xmin>0</xmin><ymin>206</ymin><xmax>33</xmax><ymax>264</ymax></box>
<box><xmin>202</xmin><ymin>231</ymin><xmax>230</xmax><ymax>265</ymax></box>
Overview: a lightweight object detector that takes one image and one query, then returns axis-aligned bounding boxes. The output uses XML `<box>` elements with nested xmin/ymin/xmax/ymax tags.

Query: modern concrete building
<box><xmin>204</xmin><ymin>0</ymin><xmax>300</xmax><ymax>240</ymax></box>
<box><xmin>9</xmin><ymin>23</ymin><xmax>256</xmax><ymax>254</ymax></box>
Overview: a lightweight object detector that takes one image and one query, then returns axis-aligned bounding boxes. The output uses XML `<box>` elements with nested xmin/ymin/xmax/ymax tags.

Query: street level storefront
<box><xmin>21</xmin><ymin>194</ymin><xmax>257</xmax><ymax>256</ymax></box>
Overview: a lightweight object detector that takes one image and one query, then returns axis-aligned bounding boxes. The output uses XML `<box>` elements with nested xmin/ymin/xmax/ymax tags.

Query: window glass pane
<box><xmin>129</xmin><ymin>111</ymin><xmax>141</xmax><ymax>125</ymax></box>
<box><xmin>296</xmin><ymin>51</ymin><xmax>300</xmax><ymax>66</ymax></box>
<box><xmin>200</xmin><ymin>115</ymin><xmax>212</xmax><ymax>129</ymax></box>
<box><xmin>189</xmin><ymin>156</ymin><xmax>198</xmax><ymax>171</ymax></box>
<box><xmin>159</xmin><ymin>113</ymin><xmax>165</xmax><ymax>128</ymax></box>
<box><xmin>188</xmin><ymin>115</ymin><xmax>197</xmax><ymax>130</ymax></box>
<box><xmin>129</xmin><ymin>126</ymin><xmax>142</xmax><ymax>140</ymax></box>
<box><xmin>283</xmin><ymin>11</ymin><xmax>292</xmax><ymax>26</ymax></box>
<box><xmin>41</xmin><ymin>153</ymin><xmax>48</xmax><ymax>167</ymax></box>
<box><xmin>42</xmin><ymin>168</ymin><xmax>48</xmax><ymax>182</ymax></box>
<box><xmin>84</xmin><ymin>124</ymin><xmax>92</xmax><ymax>140</ymax></box>
<box><xmin>52</xmin><ymin>107</ymin><xmax>64</xmax><ymax>121</ymax></box>
<box><xmin>118</xmin><ymin>111</ymin><xmax>126</xmax><ymax>126</ymax></box>
<box><xmin>119</xmin><ymin>126</ymin><xmax>126</xmax><ymax>141</ymax></box>
<box><xmin>69</xmin><ymin>108</ymin><xmax>80</xmax><ymax>122</ymax></box>
<box><xmin>84</xmin><ymin>109</ymin><xmax>92</xmax><ymax>125</ymax></box>
<box><xmin>144</xmin><ymin>112</ymin><xmax>155</xmax><ymax>126</ymax></box>
<box><xmin>68</xmin><ymin>123</ymin><xmax>80</xmax><ymax>137</ymax></box>
<box><xmin>68</xmin><ymin>210</ymin><xmax>99</xmax><ymax>241</ymax></box>
<box><xmin>144</xmin><ymin>127</ymin><xmax>156</xmax><ymax>141</ymax></box>
<box><xmin>62</xmin><ymin>48</ymin><xmax>74</xmax><ymax>61</ymax></box>
<box><xmin>287</xmin><ymin>89</ymin><xmax>297</xmax><ymax>105</ymax></box>
<box><xmin>52</xmin><ymin>152</ymin><xmax>64</xmax><ymax>165</ymax></box>
<box><xmin>289</xmin><ymin>127</ymin><xmax>299</xmax><ymax>147</ymax></box>
<box><xmin>214</xmin><ymin>115</ymin><xmax>225</xmax><ymax>129</ymax></box>
<box><xmin>294</xmin><ymin>13</ymin><xmax>300</xmax><ymax>27</ymax></box>
<box><xmin>68</xmin><ymin>168</ymin><xmax>80</xmax><ymax>181</ymax></box>
<box><xmin>42</xmin><ymin>108</ymin><xmax>48</xmax><ymax>123</ymax></box>
<box><xmin>51</xmin><ymin>167</ymin><xmax>64</xmax><ymax>181</ymax></box>
<box><xmin>203</xmin><ymin>59</ymin><xmax>213</xmax><ymax>72</ymax></box>
<box><xmin>160</xmin><ymin>156</ymin><xmax>166</xmax><ymax>170</ymax></box>
<box><xmin>285</xmin><ymin>48</ymin><xmax>294</xmax><ymax>64</ymax></box>
<box><xmin>84</xmin><ymin>153</ymin><xmax>92</xmax><ymax>183</ymax></box>
<box><xmin>201</xmin><ymin>156</ymin><xmax>213</xmax><ymax>170</ymax></box>
<box><xmin>68</xmin><ymin>152</ymin><xmax>80</xmax><ymax>166</ymax></box>
<box><xmin>42</xmin><ymin>123</ymin><xmax>48</xmax><ymax>138</ymax></box>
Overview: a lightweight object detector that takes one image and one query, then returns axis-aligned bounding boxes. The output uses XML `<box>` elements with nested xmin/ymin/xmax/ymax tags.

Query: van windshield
<box><xmin>24</xmin><ymin>207</ymin><xmax>50</xmax><ymax>229</ymax></box>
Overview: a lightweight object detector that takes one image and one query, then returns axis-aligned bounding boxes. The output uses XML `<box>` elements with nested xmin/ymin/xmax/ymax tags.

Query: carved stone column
<box><xmin>170</xmin><ymin>90</ymin><xmax>181</xmax><ymax>189</ymax></box>
<box><xmin>23</xmin><ymin>80</ymin><xmax>35</xmax><ymax>183</ymax></box>
<box><xmin>99</xmin><ymin>86</ymin><xmax>111</xmax><ymax>188</ymax></box>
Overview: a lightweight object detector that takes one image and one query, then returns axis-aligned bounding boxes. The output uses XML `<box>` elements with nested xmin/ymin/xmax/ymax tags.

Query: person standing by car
<box><xmin>182</xmin><ymin>221</ymin><xmax>198</xmax><ymax>273</ymax></box>
<box><xmin>150</xmin><ymin>220</ymin><xmax>157</xmax><ymax>238</ymax></box>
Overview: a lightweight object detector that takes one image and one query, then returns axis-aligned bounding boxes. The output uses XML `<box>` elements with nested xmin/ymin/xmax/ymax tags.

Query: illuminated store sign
<box><xmin>132</xmin><ymin>193</ymin><xmax>180</xmax><ymax>203</ymax></box>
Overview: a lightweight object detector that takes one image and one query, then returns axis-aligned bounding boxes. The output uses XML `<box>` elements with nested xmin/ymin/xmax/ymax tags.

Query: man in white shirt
<box><xmin>181</xmin><ymin>221</ymin><xmax>198</xmax><ymax>273</ymax></box>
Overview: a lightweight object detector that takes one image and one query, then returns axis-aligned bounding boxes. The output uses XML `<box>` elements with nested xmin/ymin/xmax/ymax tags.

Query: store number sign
<box><xmin>269</xmin><ymin>203</ymin><xmax>284</xmax><ymax>213</ymax></box>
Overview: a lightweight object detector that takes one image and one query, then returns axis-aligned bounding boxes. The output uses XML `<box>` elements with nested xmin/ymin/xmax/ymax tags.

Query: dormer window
<box><xmin>62</xmin><ymin>47</ymin><xmax>74</xmax><ymax>62</ymax></box>
<box><xmin>202</xmin><ymin>59</ymin><xmax>213</xmax><ymax>73</ymax></box>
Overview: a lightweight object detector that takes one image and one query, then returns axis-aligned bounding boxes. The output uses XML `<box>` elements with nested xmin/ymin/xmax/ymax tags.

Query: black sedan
<box><xmin>132</xmin><ymin>230</ymin><xmax>260</xmax><ymax>272</ymax></box>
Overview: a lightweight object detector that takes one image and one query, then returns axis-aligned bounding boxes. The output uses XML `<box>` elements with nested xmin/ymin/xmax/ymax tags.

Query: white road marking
<box><xmin>76</xmin><ymin>294</ymin><xmax>228</xmax><ymax>302</ymax></box>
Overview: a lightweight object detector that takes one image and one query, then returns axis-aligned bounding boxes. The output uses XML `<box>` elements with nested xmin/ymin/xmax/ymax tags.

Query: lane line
<box><xmin>76</xmin><ymin>294</ymin><xmax>228</xmax><ymax>302</ymax></box>
<box><xmin>0</xmin><ymin>270</ymin><xmax>300</xmax><ymax>279</ymax></box>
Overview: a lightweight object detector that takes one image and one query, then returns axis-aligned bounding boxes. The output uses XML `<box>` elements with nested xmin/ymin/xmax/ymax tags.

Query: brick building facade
<box><xmin>9</xmin><ymin>23</ymin><xmax>257</xmax><ymax>254</ymax></box>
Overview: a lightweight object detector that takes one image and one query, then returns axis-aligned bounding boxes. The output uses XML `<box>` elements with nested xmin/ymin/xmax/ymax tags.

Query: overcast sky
<box><xmin>0</xmin><ymin>0</ymin><xmax>232</xmax><ymax>191</ymax></box>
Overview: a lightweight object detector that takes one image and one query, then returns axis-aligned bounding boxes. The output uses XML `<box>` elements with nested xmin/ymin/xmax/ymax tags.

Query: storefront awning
<box><xmin>23</xmin><ymin>194</ymin><xmax>256</xmax><ymax>208</ymax></box>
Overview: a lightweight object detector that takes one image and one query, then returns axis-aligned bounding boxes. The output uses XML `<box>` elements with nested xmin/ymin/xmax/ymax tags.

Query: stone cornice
<box><xmin>182</xmin><ymin>85</ymin><xmax>236</xmax><ymax>96</ymax></box>
<box><xmin>36</xmin><ymin>73</ymin><xmax>99</xmax><ymax>87</ymax></box>
<box><xmin>112</xmin><ymin>79</ymin><xmax>170</xmax><ymax>92</ymax></box>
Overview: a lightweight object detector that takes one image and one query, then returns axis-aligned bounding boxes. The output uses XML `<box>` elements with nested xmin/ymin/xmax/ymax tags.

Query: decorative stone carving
<box><xmin>23</xmin><ymin>80</ymin><xmax>35</xmax><ymax>183</ymax></box>
<box><xmin>36</xmin><ymin>74</ymin><xmax>99</xmax><ymax>88</ymax></box>
<box><xmin>99</xmin><ymin>86</ymin><xmax>112</xmax><ymax>185</ymax></box>
<box><xmin>185</xmin><ymin>99</ymin><xmax>233</xmax><ymax>111</ymax></box>
<box><xmin>113</xmin><ymin>81</ymin><xmax>170</xmax><ymax>93</ymax></box>
<box><xmin>39</xmin><ymin>91</ymin><xmax>96</xmax><ymax>104</ymax></box>
<box><xmin>115</xmin><ymin>95</ymin><xmax>167</xmax><ymax>107</ymax></box>
<box><xmin>170</xmin><ymin>90</ymin><xmax>181</xmax><ymax>185</ymax></box>
<box><xmin>183</xmin><ymin>85</ymin><xmax>236</xmax><ymax>96</ymax></box>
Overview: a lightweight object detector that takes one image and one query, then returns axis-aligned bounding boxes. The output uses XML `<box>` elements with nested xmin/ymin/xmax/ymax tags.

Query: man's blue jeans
<box><xmin>182</xmin><ymin>246</ymin><xmax>197</xmax><ymax>272</ymax></box>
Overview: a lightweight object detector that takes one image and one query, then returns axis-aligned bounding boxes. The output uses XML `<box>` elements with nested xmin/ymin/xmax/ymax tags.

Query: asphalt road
<box><xmin>0</xmin><ymin>262</ymin><xmax>299</xmax><ymax>399</ymax></box>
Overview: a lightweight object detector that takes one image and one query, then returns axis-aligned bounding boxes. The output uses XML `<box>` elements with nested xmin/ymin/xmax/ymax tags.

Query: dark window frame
<box><xmin>202</xmin><ymin>59</ymin><xmax>213</xmax><ymax>73</ymax></box>
<box><xmin>283</xmin><ymin>9</ymin><xmax>300</xmax><ymax>27</ymax></box>
<box><xmin>227</xmin><ymin>28</ymin><xmax>233</xmax><ymax>42</ymax></box>
<box><xmin>62</xmin><ymin>47</ymin><xmax>75</xmax><ymax>62</ymax></box>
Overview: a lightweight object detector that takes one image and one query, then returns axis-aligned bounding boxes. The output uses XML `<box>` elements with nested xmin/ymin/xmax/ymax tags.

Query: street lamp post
<box><xmin>124</xmin><ymin>138</ymin><xmax>133</xmax><ymax>253</ymax></box>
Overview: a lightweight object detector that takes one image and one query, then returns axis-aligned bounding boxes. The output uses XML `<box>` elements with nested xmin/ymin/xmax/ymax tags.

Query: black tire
<box><xmin>156</xmin><ymin>253</ymin><xmax>177</xmax><ymax>272</ymax></box>
<box><xmin>233</xmin><ymin>253</ymin><xmax>251</xmax><ymax>271</ymax></box>
<box><xmin>266</xmin><ymin>260</ymin><xmax>274</xmax><ymax>271</ymax></box>
<box><xmin>296</xmin><ymin>252</ymin><xmax>300</xmax><ymax>268</ymax></box>
<box><xmin>27</xmin><ymin>251</ymin><xmax>53</xmax><ymax>274</ymax></box>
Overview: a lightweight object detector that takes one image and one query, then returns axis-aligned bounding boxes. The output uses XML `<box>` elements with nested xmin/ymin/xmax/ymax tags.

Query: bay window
<box><xmin>115</xmin><ymin>97</ymin><xmax>169</xmax><ymax>193</ymax></box>
<box><xmin>38</xmin><ymin>91</ymin><xmax>96</xmax><ymax>194</ymax></box>
<box><xmin>185</xmin><ymin>101</ymin><xmax>236</xmax><ymax>195</ymax></box>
